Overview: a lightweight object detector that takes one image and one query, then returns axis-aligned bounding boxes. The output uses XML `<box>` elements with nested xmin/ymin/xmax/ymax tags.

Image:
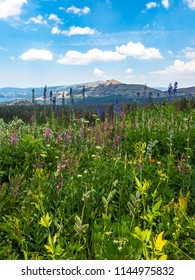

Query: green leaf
<box><xmin>81</xmin><ymin>224</ymin><xmax>89</xmax><ymax>233</ymax></box>
<box><xmin>135</xmin><ymin>177</ymin><xmax>142</xmax><ymax>191</ymax></box>
<box><xmin>130</xmin><ymin>194</ymin><xmax>136</xmax><ymax>204</ymax></box>
<box><xmin>102</xmin><ymin>197</ymin><xmax>108</xmax><ymax>208</ymax></box>
<box><xmin>152</xmin><ymin>199</ymin><xmax>162</xmax><ymax>212</ymax></box>
<box><xmin>107</xmin><ymin>189</ymin><xmax>116</xmax><ymax>203</ymax></box>
<box><xmin>39</xmin><ymin>213</ymin><xmax>52</xmax><ymax>228</ymax></box>
<box><xmin>44</xmin><ymin>244</ymin><xmax>54</xmax><ymax>254</ymax></box>
<box><xmin>127</xmin><ymin>201</ymin><xmax>134</xmax><ymax>213</ymax></box>
<box><xmin>75</xmin><ymin>215</ymin><xmax>82</xmax><ymax>226</ymax></box>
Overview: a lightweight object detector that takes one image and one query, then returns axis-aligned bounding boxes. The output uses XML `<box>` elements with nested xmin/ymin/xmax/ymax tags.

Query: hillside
<box><xmin>0</xmin><ymin>80</ymin><xmax>195</xmax><ymax>105</ymax></box>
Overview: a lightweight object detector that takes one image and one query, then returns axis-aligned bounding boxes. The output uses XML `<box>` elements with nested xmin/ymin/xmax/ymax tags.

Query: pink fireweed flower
<box><xmin>57</xmin><ymin>163</ymin><xmax>63</xmax><ymax>173</ymax></box>
<box><xmin>11</xmin><ymin>130</ymin><xmax>18</xmax><ymax>145</ymax></box>
<box><xmin>65</xmin><ymin>132</ymin><xmax>71</xmax><ymax>140</ymax></box>
<box><xmin>106</xmin><ymin>130</ymin><xmax>110</xmax><ymax>137</ymax></box>
<box><xmin>120</xmin><ymin>121</ymin><xmax>125</xmax><ymax>129</ymax></box>
<box><xmin>116</xmin><ymin>135</ymin><xmax>122</xmax><ymax>142</ymax></box>
<box><xmin>30</xmin><ymin>112</ymin><xmax>35</xmax><ymax>123</ymax></box>
<box><xmin>45</xmin><ymin>129</ymin><xmax>51</xmax><ymax>137</ymax></box>
<box><xmin>56</xmin><ymin>184</ymin><xmax>60</xmax><ymax>190</ymax></box>
<box><xmin>57</xmin><ymin>133</ymin><xmax>62</xmax><ymax>139</ymax></box>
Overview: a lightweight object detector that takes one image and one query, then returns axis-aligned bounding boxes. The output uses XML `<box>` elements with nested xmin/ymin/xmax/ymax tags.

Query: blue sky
<box><xmin>0</xmin><ymin>0</ymin><xmax>195</xmax><ymax>88</ymax></box>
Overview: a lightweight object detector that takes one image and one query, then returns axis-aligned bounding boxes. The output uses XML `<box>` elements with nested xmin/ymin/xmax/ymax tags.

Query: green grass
<box><xmin>0</xmin><ymin>101</ymin><xmax>195</xmax><ymax>260</ymax></box>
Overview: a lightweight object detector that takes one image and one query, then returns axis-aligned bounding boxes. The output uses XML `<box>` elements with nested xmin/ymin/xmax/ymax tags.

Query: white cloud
<box><xmin>125</xmin><ymin>68</ymin><xmax>133</xmax><ymax>74</ymax></box>
<box><xmin>57</xmin><ymin>48</ymin><xmax>125</xmax><ymax>65</ymax></box>
<box><xmin>0</xmin><ymin>0</ymin><xmax>27</xmax><ymax>19</ymax></box>
<box><xmin>19</xmin><ymin>49</ymin><xmax>53</xmax><ymax>61</ymax></box>
<box><xmin>26</xmin><ymin>15</ymin><xmax>47</xmax><ymax>25</ymax></box>
<box><xmin>48</xmin><ymin>14</ymin><xmax>63</xmax><ymax>24</ymax></box>
<box><xmin>161</xmin><ymin>0</ymin><xmax>169</xmax><ymax>9</ymax></box>
<box><xmin>116</xmin><ymin>41</ymin><xmax>163</xmax><ymax>60</ymax></box>
<box><xmin>51</xmin><ymin>26</ymin><xmax>98</xmax><ymax>36</ymax></box>
<box><xmin>151</xmin><ymin>59</ymin><xmax>195</xmax><ymax>76</ymax></box>
<box><xmin>183</xmin><ymin>0</ymin><xmax>195</xmax><ymax>9</ymax></box>
<box><xmin>181</xmin><ymin>47</ymin><xmax>195</xmax><ymax>59</ymax></box>
<box><xmin>51</xmin><ymin>26</ymin><xmax>60</xmax><ymax>34</ymax></box>
<box><xmin>93</xmin><ymin>68</ymin><xmax>105</xmax><ymax>77</ymax></box>
<box><xmin>125</xmin><ymin>68</ymin><xmax>135</xmax><ymax>78</ymax></box>
<box><xmin>66</xmin><ymin>5</ymin><xmax>90</xmax><ymax>16</ymax></box>
<box><xmin>185</xmin><ymin>51</ymin><xmax>195</xmax><ymax>59</ymax></box>
<box><xmin>168</xmin><ymin>50</ymin><xmax>174</xmax><ymax>56</ymax></box>
<box><xmin>146</xmin><ymin>2</ymin><xmax>158</xmax><ymax>9</ymax></box>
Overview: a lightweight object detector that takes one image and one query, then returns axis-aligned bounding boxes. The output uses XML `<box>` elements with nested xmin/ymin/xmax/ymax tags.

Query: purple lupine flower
<box><xmin>11</xmin><ymin>131</ymin><xmax>18</xmax><ymax>145</ymax></box>
<box><xmin>45</xmin><ymin>129</ymin><xmax>51</xmax><ymax>137</ymax></box>
<box><xmin>97</xmin><ymin>104</ymin><xmax>101</xmax><ymax>119</ymax></box>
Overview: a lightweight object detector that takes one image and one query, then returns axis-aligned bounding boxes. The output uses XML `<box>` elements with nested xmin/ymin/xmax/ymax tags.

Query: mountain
<box><xmin>0</xmin><ymin>80</ymin><xmax>195</xmax><ymax>104</ymax></box>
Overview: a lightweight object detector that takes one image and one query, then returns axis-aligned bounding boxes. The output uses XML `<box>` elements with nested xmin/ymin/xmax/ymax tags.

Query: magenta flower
<box><xmin>45</xmin><ymin>129</ymin><xmax>51</xmax><ymax>137</ymax></box>
<box><xmin>56</xmin><ymin>185</ymin><xmax>60</xmax><ymax>190</ymax></box>
<box><xmin>116</xmin><ymin>135</ymin><xmax>122</xmax><ymax>142</ymax></box>
<box><xmin>57</xmin><ymin>133</ymin><xmax>62</xmax><ymax>139</ymax></box>
<box><xmin>106</xmin><ymin>130</ymin><xmax>110</xmax><ymax>137</ymax></box>
<box><xmin>11</xmin><ymin>131</ymin><xmax>18</xmax><ymax>145</ymax></box>
<box><xmin>65</xmin><ymin>133</ymin><xmax>71</xmax><ymax>140</ymax></box>
<box><xmin>57</xmin><ymin>163</ymin><xmax>62</xmax><ymax>173</ymax></box>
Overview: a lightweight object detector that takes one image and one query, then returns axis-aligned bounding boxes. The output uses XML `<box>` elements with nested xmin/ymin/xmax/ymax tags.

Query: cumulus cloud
<box><xmin>181</xmin><ymin>47</ymin><xmax>195</xmax><ymax>59</ymax></box>
<box><xmin>151</xmin><ymin>59</ymin><xmax>195</xmax><ymax>76</ymax></box>
<box><xmin>51</xmin><ymin>26</ymin><xmax>98</xmax><ymax>36</ymax></box>
<box><xmin>66</xmin><ymin>5</ymin><xmax>90</xmax><ymax>16</ymax></box>
<box><xmin>26</xmin><ymin>15</ymin><xmax>47</xmax><ymax>25</ymax></box>
<box><xmin>0</xmin><ymin>0</ymin><xmax>27</xmax><ymax>19</ymax></box>
<box><xmin>125</xmin><ymin>68</ymin><xmax>135</xmax><ymax>78</ymax></box>
<box><xmin>51</xmin><ymin>26</ymin><xmax>60</xmax><ymax>34</ymax></box>
<box><xmin>19</xmin><ymin>49</ymin><xmax>53</xmax><ymax>61</ymax></box>
<box><xmin>48</xmin><ymin>14</ymin><xmax>63</xmax><ymax>24</ymax></box>
<box><xmin>161</xmin><ymin>0</ymin><xmax>169</xmax><ymax>9</ymax></box>
<box><xmin>57</xmin><ymin>48</ymin><xmax>125</xmax><ymax>65</ymax></box>
<box><xmin>125</xmin><ymin>68</ymin><xmax>134</xmax><ymax>74</ymax></box>
<box><xmin>146</xmin><ymin>2</ymin><xmax>158</xmax><ymax>9</ymax></box>
<box><xmin>57</xmin><ymin>41</ymin><xmax>163</xmax><ymax>65</ymax></box>
<box><xmin>183</xmin><ymin>0</ymin><xmax>195</xmax><ymax>9</ymax></box>
<box><xmin>116</xmin><ymin>41</ymin><xmax>163</xmax><ymax>60</ymax></box>
<box><xmin>93</xmin><ymin>68</ymin><xmax>105</xmax><ymax>77</ymax></box>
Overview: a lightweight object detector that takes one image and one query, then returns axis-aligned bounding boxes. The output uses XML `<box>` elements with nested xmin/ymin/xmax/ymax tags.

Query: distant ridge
<box><xmin>0</xmin><ymin>80</ymin><xmax>195</xmax><ymax>102</ymax></box>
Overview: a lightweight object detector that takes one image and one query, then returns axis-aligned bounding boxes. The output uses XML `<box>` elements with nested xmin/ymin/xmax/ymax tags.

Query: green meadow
<box><xmin>0</xmin><ymin>99</ymin><xmax>195</xmax><ymax>260</ymax></box>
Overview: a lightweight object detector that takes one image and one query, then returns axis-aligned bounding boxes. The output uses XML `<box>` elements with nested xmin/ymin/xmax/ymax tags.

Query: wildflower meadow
<box><xmin>0</xmin><ymin>99</ymin><xmax>195</xmax><ymax>260</ymax></box>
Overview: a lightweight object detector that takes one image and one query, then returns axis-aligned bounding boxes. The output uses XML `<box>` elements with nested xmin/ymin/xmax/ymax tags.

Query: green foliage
<box><xmin>0</xmin><ymin>101</ymin><xmax>195</xmax><ymax>259</ymax></box>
